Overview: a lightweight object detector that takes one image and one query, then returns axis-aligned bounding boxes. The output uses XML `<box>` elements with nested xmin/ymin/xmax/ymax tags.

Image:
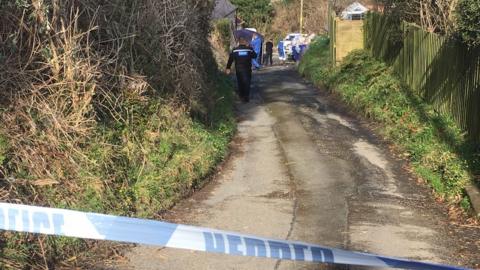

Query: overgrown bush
<box><xmin>300</xmin><ymin>39</ymin><xmax>479</xmax><ymax>210</ymax></box>
<box><xmin>0</xmin><ymin>0</ymin><xmax>235</xmax><ymax>268</ymax></box>
<box><xmin>378</xmin><ymin>0</ymin><xmax>457</xmax><ymax>35</ymax></box>
<box><xmin>0</xmin><ymin>133</ymin><xmax>7</xmax><ymax>167</ymax></box>
<box><xmin>215</xmin><ymin>18</ymin><xmax>232</xmax><ymax>53</ymax></box>
<box><xmin>231</xmin><ymin>0</ymin><xmax>273</xmax><ymax>30</ymax></box>
<box><xmin>456</xmin><ymin>0</ymin><xmax>480</xmax><ymax>47</ymax></box>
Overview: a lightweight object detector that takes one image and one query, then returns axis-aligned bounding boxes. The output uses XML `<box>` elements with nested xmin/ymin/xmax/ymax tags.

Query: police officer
<box><xmin>226</xmin><ymin>37</ymin><xmax>257</xmax><ymax>103</ymax></box>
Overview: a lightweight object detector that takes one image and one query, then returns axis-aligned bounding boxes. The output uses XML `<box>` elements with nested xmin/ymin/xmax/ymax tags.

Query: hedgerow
<box><xmin>0</xmin><ymin>0</ymin><xmax>235</xmax><ymax>268</ymax></box>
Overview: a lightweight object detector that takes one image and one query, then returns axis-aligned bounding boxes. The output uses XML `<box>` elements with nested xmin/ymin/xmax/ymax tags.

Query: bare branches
<box><xmin>0</xmin><ymin>0</ymin><xmax>218</xmax><ymax>267</ymax></box>
<box><xmin>0</xmin><ymin>0</ymin><xmax>216</xmax><ymax>186</ymax></box>
<box><xmin>379</xmin><ymin>0</ymin><xmax>457</xmax><ymax>34</ymax></box>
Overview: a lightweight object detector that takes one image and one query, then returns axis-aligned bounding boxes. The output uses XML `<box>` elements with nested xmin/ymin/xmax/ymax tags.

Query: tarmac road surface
<box><xmin>112</xmin><ymin>66</ymin><xmax>479</xmax><ymax>270</ymax></box>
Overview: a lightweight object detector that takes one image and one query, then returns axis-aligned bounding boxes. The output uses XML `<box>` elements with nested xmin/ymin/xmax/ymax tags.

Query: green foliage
<box><xmin>231</xmin><ymin>0</ymin><xmax>274</xmax><ymax>28</ymax></box>
<box><xmin>0</xmin><ymin>133</ymin><xmax>7</xmax><ymax>165</ymax></box>
<box><xmin>0</xmin><ymin>0</ymin><xmax>30</xmax><ymax>8</ymax></box>
<box><xmin>365</xmin><ymin>12</ymin><xmax>480</xmax><ymax>143</ymax></box>
<box><xmin>0</xmin><ymin>0</ymin><xmax>235</xmax><ymax>266</ymax></box>
<box><xmin>377</xmin><ymin>0</ymin><xmax>420</xmax><ymax>24</ymax></box>
<box><xmin>0</xmin><ymin>74</ymin><xmax>235</xmax><ymax>268</ymax></box>
<box><xmin>456</xmin><ymin>0</ymin><xmax>480</xmax><ymax>47</ymax></box>
<box><xmin>300</xmin><ymin>40</ymin><xmax>479</xmax><ymax>208</ymax></box>
<box><xmin>40</xmin><ymin>74</ymin><xmax>235</xmax><ymax>218</ymax></box>
<box><xmin>298</xmin><ymin>36</ymin><xmax>332</xmax><ymax>84</ymax></box>
<box><xmin>209</xmin><ymin>74</ymin><xmax>236</xmax><ymax>129</ymax></box>
<box><xmin>460</xmin><ymin>196</ymin><xmax>471</xmax><ymax>211</ymax></box>
<box><xmin>215</xmin><ymin>18</ymin><xmax>232</xmax><ymax>53</ymax></box>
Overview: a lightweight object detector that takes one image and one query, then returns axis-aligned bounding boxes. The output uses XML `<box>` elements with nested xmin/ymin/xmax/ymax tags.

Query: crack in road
<box><xmin>273</xmin><ymin>124</ymin><xmax>300</xmax><ymax>270</ymax></box>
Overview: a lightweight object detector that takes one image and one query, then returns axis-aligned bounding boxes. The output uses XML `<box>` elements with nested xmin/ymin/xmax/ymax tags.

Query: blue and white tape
<box><xmin>0</xmin><ymin>203</ymin><xmax>468</xmax><ymax>270</ymax></box>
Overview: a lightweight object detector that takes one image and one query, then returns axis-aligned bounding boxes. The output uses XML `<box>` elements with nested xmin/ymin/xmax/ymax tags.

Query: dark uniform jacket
<box><xmin>227</xmin><ymin>45</ymin><xmax>257</xmax><ymax>73</ymax></box>
<box><xmin>265</xmin><ymin>41</ymin><xmax>274</xmax><ymax>53</ymax></box>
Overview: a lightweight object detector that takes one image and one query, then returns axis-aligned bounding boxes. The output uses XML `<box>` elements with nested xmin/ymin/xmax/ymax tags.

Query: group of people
<box><xmin>226</xmin><ymin>33</ymin><xmax>316</xmax><ymax>103</ymax></box>
<box><xmin>250</xmin><ymin>34</ymin><xmax>274</xmax><ymax>69</ymax></box>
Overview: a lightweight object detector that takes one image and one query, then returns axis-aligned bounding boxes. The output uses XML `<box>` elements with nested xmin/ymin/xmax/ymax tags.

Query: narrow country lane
<box><xmin>114</xmin><ymin>66</ymin><xmax>479</xmax><ymax>270</ymax></box>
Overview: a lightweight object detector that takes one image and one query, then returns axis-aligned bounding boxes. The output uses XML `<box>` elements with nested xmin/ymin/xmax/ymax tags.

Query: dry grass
<box><xmin>0</xmin><ymin>0</ymin><xmax>217</xmax><ymax>196</ymax></box>
<box><xmin>0</xmin><ymin>0</ymin><xmax>234</xmax><ymax>268</ymax></box>
<box><xmin>2</xmin><ymin>13</ymin><xmax>97</xmax><ymax>183</ymax></box>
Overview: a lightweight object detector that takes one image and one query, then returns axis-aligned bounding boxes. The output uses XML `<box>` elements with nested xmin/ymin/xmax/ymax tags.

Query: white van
<box><xmin>282</xmin><ymin>33</ymin><xmax>302</xmax><ymax>57</ymax></box>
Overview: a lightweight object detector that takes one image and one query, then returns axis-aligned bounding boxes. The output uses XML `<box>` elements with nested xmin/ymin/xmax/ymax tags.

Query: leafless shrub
<box><xmin>304</xmin><ymin>0</ymin><xmax>329</xmax><ymax>34</ymax></box>
<box><xmin>271</xmin><ymin>0</ymin><xmax>331</xmax><ymax>37</ymax></box>
<box><xmin>0</xmin><ymin>0</ymin><xmax>217</xmax><ymax>267</ymax></box>
<box><xmin>0</xmin><ymin>8</ymin><xmax>95</xmax><ymax>185</ymax></box>
<box><xmin>380</xmin><ymin>0</ymin><xmax>458</xmax><ymax>34</ymax></box>
<box><xmin>271</xmin><ymin>2</ymin><xmax>302</xmax><ymax>36</ymax></box>
<box><xmin>0</xmin><ymin>0</ymin><xmax>216</xmax><ymax>186</ymax></box>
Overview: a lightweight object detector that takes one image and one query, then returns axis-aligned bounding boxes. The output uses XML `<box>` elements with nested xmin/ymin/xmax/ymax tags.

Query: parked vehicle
<box><xmin>282</xmin><ymin>33</ymin><xmax>302</xmax><ymax>58</ymax></box>
<box><xmin>279</xmin><ymin>33</ymin><xmax>317</xmax><ymax>61</ymax></box>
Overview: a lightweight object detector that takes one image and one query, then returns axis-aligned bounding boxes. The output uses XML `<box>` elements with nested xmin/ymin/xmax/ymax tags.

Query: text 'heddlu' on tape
<box><xmin>0</xmin><ymin>203</ymin><xmax>469</xmax><ymax>270</ymax></box>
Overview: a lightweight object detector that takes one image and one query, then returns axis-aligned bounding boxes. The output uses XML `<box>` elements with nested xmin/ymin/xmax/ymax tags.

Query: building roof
<box><xmin>342</xmin><ymin>2</ymin><xmax>369</xmax><ymax>14</ymax></box>
<box><xmin>212</xmin><ymin>0</ymin><xmax>237</xmax><ymax>20</ymax></box>
<box><xmin>341</xmin><ymin>2</ymin><xmax>369</xmax><ymax>19</ymax></box>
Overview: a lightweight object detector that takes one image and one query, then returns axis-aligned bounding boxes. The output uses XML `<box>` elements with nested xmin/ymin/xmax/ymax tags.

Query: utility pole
<box><xmin>300</xmin><ymin>0</ymin><xmax>304</xmax><ymax>33</ymax></box>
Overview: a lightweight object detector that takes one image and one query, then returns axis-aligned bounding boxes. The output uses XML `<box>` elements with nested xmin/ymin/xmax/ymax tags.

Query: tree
<box><xmin>330</xmin><ymin>0</ymin><xmax>357</xmax><ymax>13</ymax></box>
<box><xmin>231</xmin><ymin>0</ymin><xmax>274</xmax><ymax>29</ymax></box>
<box><xmin>378</xmin><ymin>0</ymin><xmax>457</xmax><ymax>34</ymax></box>
<box><xmin>456</xmin><ymin>0</ymin><xmax>480</xmax><ymax>47</ymax></box>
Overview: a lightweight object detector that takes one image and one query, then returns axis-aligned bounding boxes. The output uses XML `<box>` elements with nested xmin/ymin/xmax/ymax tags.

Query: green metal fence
<box><xmin>365</xmin><ymin>12</ymin><xmax>480</xmax><ymax>142</ymax></box>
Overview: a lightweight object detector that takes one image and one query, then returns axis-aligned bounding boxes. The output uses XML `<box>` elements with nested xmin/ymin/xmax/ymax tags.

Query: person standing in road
<box><xmin>291</xmin><ymin>38</ymin><xmax>299</xmax><ymax>62</ymax></box>
<box><xmin>226</xmin><ymin>37</ymin><xmax>257</xmax><ymax>103</ymax></box>
<box><xmin>264</xmin><ymin>40</ymin><xmax>274</xmax><ymax>66</ymax></box>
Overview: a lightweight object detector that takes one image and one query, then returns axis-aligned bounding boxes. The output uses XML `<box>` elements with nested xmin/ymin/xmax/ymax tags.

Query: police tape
<box><xmin>0</xmin><ymin>203</ymin><xmax>468</xmax><ymax>270</ymax></box>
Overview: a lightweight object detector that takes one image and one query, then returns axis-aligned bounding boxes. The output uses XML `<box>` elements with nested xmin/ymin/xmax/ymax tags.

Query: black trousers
<box><xmin>263</xmin><ymin>52</ymin><xmax>273</xmax><ymax>65</ymax></box>
<box><xmin>236</xmin><ymin>70</ymin><xmax>252</xmax><ymax>102</ymax></box>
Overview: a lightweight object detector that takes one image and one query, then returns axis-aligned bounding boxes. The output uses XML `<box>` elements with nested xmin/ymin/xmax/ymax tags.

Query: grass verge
<box><xmin>299</xmin><ymin>37</ymin><xmax>479</xmax><ymax>212</ymax></box>
<box><xmin>0</xmin><ymin>75</ymin><xmax>235</xmax><ymax>268</ymax></box>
